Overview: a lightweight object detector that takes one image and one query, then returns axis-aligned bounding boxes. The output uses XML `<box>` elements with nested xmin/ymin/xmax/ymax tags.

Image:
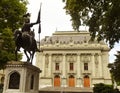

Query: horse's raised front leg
<box><xmin>24</xmin><ymin>50</ymin><xmax>30</xmax><ymax>62</ymax></box>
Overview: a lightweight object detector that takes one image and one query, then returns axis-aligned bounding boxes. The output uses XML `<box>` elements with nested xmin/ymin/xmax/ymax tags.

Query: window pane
<box><xmin>55</xmin><ymin>63</ymin><xmax>59</xmax><ymax>70</ymax></box>
<box><xmin>84</xmin><ymin>63</ymin><xmax>88</xmax><ymax>70</ymax></box>
<box><xmin>70</xmin><ymin>63</ymin><xmax>73</xmax><ymax>70</ymax></box>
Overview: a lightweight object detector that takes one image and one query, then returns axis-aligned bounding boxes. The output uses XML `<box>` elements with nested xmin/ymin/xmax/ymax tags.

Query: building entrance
<box><xmin>68</xmin><ymin>75</ymin><xmax>75</xmax><ymax>87</ymax></box>
<box><xmin>84</xmin><ymin>75</ymin><xmax>90</xmax><ymax>87</ymax></box>
<box><xmin>54</xmin><ymin>75</ymin><xmax>60</xmax><ymax>87</ymax></box>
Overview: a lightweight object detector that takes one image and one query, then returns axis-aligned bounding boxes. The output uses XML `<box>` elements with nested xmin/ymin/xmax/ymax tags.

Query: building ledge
<box><xmin>39</xmin><ymin>87</ymin><xmax>93</xmax><ymax>93</ymax></box>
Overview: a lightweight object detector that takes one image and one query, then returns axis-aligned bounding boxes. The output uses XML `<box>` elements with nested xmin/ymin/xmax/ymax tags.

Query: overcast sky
<box><xmin>24</xmin><ymin>0</ymin><xmax>120</xmax><ymax>63</ymax></box>
<box><xmin>27</xmin><ymin>0</ymin><xmax>73</xmax><ymax>40</ymax></box>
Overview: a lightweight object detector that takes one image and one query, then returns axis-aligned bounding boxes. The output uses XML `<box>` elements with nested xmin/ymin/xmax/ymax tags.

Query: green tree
<box><xmin>0</xmin><ymin>28</ymin><xmax>22</xmax><ymax>69</ymax></box>
<box><xmin>63</xmin><ymin>0</ymin><xmax>120</xmax><ymax>48</ymax></box>
<box><xmin>109</xmin><ymin>51</ymin><xmax>120</xmax><ymax>83</ymax></box>
<box><xmin>93</xmin><ymin>83</ymin><xmax>120</xmax><ymax>93</ymax></box>
<box><xmin>0</xmin><ymin>0</ymin><xmax>27</xmax><ymax>32</ymax></box>
<box><xmin>0</xmin><ymin>0</ymin><xmax>27</xmax><ymax>69</ymax></box>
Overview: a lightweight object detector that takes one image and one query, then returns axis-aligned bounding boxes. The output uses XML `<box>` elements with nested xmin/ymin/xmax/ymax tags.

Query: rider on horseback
<box><xmin>19</xmin><ymin>13</ymin><xmax>40</xmax><ymax>52</ymax></box>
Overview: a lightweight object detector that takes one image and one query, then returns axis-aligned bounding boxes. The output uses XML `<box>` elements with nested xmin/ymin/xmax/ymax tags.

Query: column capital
<box><xmin>91</xmin><ymin>53</ymin><xmax>95</xmax><ymax>56</ymax></box>
<box><xmin>48</xmin><ymin>53</ymin><xmax>52</xmax><ymax>56</ymax></box>
<box><xmin>98</xmin><ymin>53</ymin><xmax>102</xmax><ymax>56</ymax></box>
<box><xmin>77</xmin><ymin>53</ymin><xmax>81</xmax><ymax>56</ymax></box>
<box><xmin>43</xmin><ymin>53</ymin><xmax>46</xmax><ymax>56</ymax></box>
<box><xmin>62</xmin><ymin>53</ymin><xmax>66</xmax><ymax>56</ymax></box>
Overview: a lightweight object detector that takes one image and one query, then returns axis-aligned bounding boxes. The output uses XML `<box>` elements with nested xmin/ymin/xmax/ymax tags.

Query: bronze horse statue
<box><xmin>14</xmin><ymin>29</ymin><xmax>37</xmax><ymax>64</ymax></box>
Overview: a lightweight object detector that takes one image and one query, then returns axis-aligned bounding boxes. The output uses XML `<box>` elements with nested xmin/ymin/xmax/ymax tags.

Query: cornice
<box><xmin>6</xmin><ymin>61</ymin><xmax>41</xmax><ymax>73</ymax></box>
<box><xmin>53</xmin><ymin>31</ymin><xmax>89</xmax><ymax>35</ymax></box>
<box><xmin>40</xmin><ymin>44</ymin><xmax>109</xmax><ymax>51</ymax></box>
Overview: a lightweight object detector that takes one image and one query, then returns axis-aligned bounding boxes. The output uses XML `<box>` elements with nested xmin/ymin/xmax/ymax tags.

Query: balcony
<box><xmin>53</xmin><ymin>70</ymin><xmax>61</xmax><ymax>74</ymax></box>
<box><xmin>82</xmin><ymin>70</ymin><xmax>91</xmax><ymax>75</ymax></box>
<box><xmin>67</xmin><ymin>70</ymin><xmax>76</xmax><ymax>74</ymax></box>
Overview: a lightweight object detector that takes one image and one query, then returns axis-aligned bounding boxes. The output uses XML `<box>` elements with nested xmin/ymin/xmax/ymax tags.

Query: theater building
<box><xmin>36</xmin><ymin>31</ymin><xmax>112</xmax><ymax>92</ymax></box>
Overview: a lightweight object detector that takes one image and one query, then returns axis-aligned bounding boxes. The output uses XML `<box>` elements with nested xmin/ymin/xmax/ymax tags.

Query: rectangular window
<box><xmin>70</xmin><ymin>63</ymin><xmax>74</xmax><ymax>71</ymax></box>
<box><xmin>55</xmin><ymin>63</ymin><xmax>59</xmax><ymax>70</ymax></box>
<box><xmin>84</xmin><ymin>63</ymin><xmax>88</xmax><ymax>70</ymax></box>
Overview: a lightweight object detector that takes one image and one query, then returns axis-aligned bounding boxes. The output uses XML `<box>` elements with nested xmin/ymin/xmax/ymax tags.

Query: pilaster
<box><xmin>48</xmin><ymin>54</ymin><xmax>52</xmax><ymax>77</ymax></box>
<box><xmin>98</xmin><ymin>53</ymin><xmax>102</xmax><ymax>77</ymax></box>
<box><xmin>62</xmin><ymin>53</ymin><xmax>66</xmax><ymax>78</ymax></box>
<box><xmin>91</xmin><ymin>53</ymin><xmax>95</xmax><ymax>77</ymax></box>
<box><xmin>42</xmin><ymin>53</ymin><xmax>45</xmax><ymax>77</ymax></box>
<box><xmin>77</xmin><ymin>53</ymin><xmax>81</xmax><ymax>78</ymax></box>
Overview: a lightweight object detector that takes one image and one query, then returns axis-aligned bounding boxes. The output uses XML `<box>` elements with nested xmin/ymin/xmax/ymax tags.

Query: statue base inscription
<box><xmin>3</xmin><ymin>61</ymin><xmax>41</xmax><ymax>93</ymax></box>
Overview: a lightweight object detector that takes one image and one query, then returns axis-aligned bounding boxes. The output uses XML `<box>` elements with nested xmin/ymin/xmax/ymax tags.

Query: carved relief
<box><xmin>67</xmin><ymin>54</ymin><xmax>76</xmax><ymax>62</ymax></box>
<box><xmin>95</xmin><ymin>55</ymin><xmax>99</xmax><ymax>68</ymax></box>
<box><xmin>95</xmin><ymin>54</ymin><xmax>99</xmax><ymax>77</ymax></box>
<box><xmin>56</xmin><ymin>55</ymin><xmax>62</xmax><ymax>62</ymax></box>
<box><xmin>45</xmin><ymin>54</ymin><xmax>49</xmax><ymax>68</ymax></box>
<box><xmin>84</xmin><ymin>36</ymin><xmax>87</xmax><ymax>43</ymax></box>
<box><xmin>69</xmin><ymin>37</ymin><xmax>73</xmax><ymax>43</ymax></box>
<box><xmin>45</xmin><ymin>54</ymin><xmax>49</xmax><ymax>76</ymax></box>
<box><xmin>81</xmin><ymin>54</ymin><xmax>90</xmax><ymax>62</ymax></box>
<box><xmin>52</xmin><ymin>54</ymin><xmax>62</xmax><ymax>62</ymax></box>
<box><xmin>56</xmin><ymin>37</ymin><xmax>59</xmax><ymax>43</ymax></box>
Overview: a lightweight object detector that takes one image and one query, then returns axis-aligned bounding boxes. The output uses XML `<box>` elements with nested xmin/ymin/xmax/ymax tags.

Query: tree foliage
<box><xmin>0</xmin><ymin>28</ymin><xmax>22</xmax><ymax>69</ymax></box>
<box><xmin>0</xmin><ymin>0</ymin><xmax>27</xmax><ymax>69</ymax></box>
<box><xmin>0</xmin><ymin>0</ymin><xmax>27</xmax><ymax>32</ymax></box>
<box><xmin>63</xmin><ymin>0</ymin><xmax>120</xmax><ymax>48</ymax></box>
<box><xmin>93</xmin><ymin>83</ymin><xmax>120</xmax><ymax>93</ymax></box>
<box><xmin>109</xmin><ymin>51</ymin><xmax>120</xmax><ymax>83</ymax></box>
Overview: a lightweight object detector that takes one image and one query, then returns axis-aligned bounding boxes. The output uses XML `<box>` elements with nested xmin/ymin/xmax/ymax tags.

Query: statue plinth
<box><xmin>3</xmin><ymin>61</ymin><xmax>41</xmax><ymax>93</ymax></box>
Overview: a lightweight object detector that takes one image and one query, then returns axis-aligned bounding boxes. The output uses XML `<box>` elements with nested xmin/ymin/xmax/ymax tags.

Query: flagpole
<box><xmin>39</xmin><ymin>31</ymin><xmax>40</xmax><ymax>49</ymax></box>
<box><xmin>38</xmin><ymin>3</ymin><xmax>42</xmax><ymax>50</ymax></box>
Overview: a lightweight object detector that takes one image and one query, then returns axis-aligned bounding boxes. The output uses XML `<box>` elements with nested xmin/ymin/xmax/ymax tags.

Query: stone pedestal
<box><xmin>3</xmin><ymin>61</ymin><xmax>41</xmax><ymax>93</ymax></box>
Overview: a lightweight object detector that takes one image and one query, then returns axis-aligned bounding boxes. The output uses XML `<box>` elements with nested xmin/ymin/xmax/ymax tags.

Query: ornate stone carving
<box><xmin>45</xmin><ymin>54</ymin><xmax>49</xmax><ymax>68</ymax></box>
<box><xmin>52</xmin><ymin>54</ymin><xmax>62</xmax><ymax>62</ymax></box>
<box><xmin>95</xmin><ymin>54</ymin><xmax>99</xmax><ymax>67</ymax></box>
<box><xmin>67</xmin><ymin>54</ymin><xmax>76</xmax><ymax>62</ymax></box>
<box><xmin>81</xmin><ymin>54</ymin><xmax>90</xmax><ymax>62</ymax></box>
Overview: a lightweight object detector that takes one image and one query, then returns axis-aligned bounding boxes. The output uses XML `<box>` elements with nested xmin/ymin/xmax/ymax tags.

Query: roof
<box><xmin>40</xmin><ymin>31</ymin><xmax>106</xmax><ymax>46</ymax></box>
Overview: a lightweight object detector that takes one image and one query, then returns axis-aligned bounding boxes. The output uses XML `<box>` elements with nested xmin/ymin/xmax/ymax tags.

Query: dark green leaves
<box><xmin>0</xmin><ymin>0</ymin><xmax>27</xmax><ymax>69</ymax></box>
<box><xmin>63</xmin><ymin>0</ymin><xmax>120</xmax><ymax>48</ymax></box>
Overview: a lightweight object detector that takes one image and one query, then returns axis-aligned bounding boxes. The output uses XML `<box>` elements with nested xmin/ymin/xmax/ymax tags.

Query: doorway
<box><xmin>84</xmin><ymin>75</ymin><xmax>90</xmax><ymax>87</ymax></box>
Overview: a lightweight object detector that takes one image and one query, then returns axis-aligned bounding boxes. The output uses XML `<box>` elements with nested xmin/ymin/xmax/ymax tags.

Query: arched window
<box><xmin>55</xmin><ymin>63</ymin><xmax>59</xmax><ymax>70</ymax></box>
<box><xmin>30</xmin><ymin>75</ymin><xmax>34</xmax><ymax>89</ymax></box>
<box><xmin>70</xmin><ymin>63</ymin><xmax>74</xmax><ymax>71</ymax></box>
<box><xmin>1</xmin><ymin>76</ymin><xmax>4</xmax><ymax>84</ymax></box>
<box><xmin>84</xmin><ymin>63</ymin><xmax>88</xmax><ymax>70</ymax></box>
<box><xmin>9</xmin><ymin>72</ymin><xmax>20</xmax><ymax>89</ymax></box>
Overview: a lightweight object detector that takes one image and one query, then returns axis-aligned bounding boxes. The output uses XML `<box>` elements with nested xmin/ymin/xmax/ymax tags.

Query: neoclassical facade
<box><xmin>36</xmin><ymin>31</ymin><xmax>112</xmax><ymax>89</ymax></box>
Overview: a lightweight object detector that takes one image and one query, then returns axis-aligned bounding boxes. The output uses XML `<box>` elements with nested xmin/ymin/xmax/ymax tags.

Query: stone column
<box><xmin>98</xmin><ymin>53</ymin><xmax>102</xmax><ymax>77</ymax></box>
<box><xmin>91</xmin><ymin>53</ymin><xmax>95</xmax><ymax>77</ymax></box>
<box><xmin>76</xmin><ymin>53</ymin><xmax>81</xmax><ymax>87</ymax></box>
<box><xmin>62</xmin><ymin>54</ymin><xmax>66</xmax><ymax>78</ymax></box>
<box><xmin>48</xmin><ymin>54</ymin><xmax>52</xmax><ymax>77</ymax></box>
<box><xmin>42</xmin><ymin>53</ymin><xmax>45</xmax><ymax>77</ymax></box>
<box><xmin>77</xmin><ymin>53</ymin><xmax>81</xmax><ymax>77</ymax></box>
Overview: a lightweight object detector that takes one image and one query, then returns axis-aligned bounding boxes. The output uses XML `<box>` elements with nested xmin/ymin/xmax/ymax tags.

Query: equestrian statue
<box><xmin>14</xmin><ymin>12</ymin><xmax>41</xmax><ymax>64</ymax></box>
